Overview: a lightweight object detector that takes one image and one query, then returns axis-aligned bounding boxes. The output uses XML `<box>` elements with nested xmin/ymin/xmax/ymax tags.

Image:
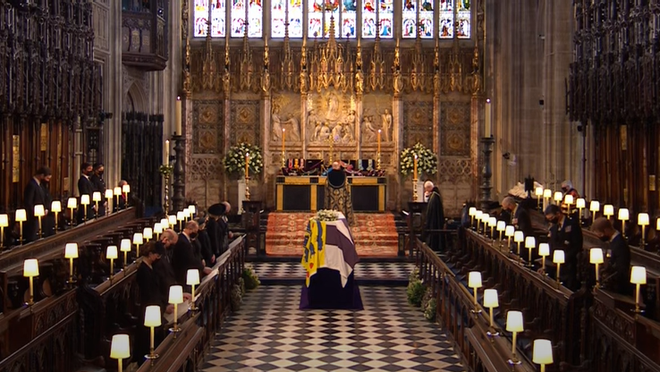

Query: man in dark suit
<box><xmin>502</xmin><ymin>196</ymin><xmax>534</xmax><ymax>238</ymax></box>
<box><xmin>90</xmin><ymin>163</ymin><xmax>106</xmax><ymax>216</ymax></box>
<box><xmin>545</xmin><ymin>204</ymin><xmax>583</xmax><ymax>291</ymax></box>
<box><xmin>423</xmin><ymin>181</ymin><xmax>445</xmax><ymax>252</ymax></box>
<box><xmin>171</xmin><ymin>221</ymin><xmax>211</xmax><ymax>287</ymax></box>
<box><xmin>77</xmin><ymin>163</ymin><xmax>95</xmax><ymax>222</ymax></box>
<box><xmin>24</xmin><ymin>167</ymin><xmax>51</xmax><ymax>242</ymax></box>
<box><xmin>153</xmin><ymin>229</ymin><xmax>180</xmax><ymax>301</ymax></box>
<box><xmin>591</xmin><ymin>217</ymin><xmax>632</xmax><ymax>295</ymax></box>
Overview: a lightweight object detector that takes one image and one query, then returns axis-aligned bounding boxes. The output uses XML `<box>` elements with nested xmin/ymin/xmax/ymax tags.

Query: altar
<box><xmin>275</xmin><ymin>176</ymin><xmax>386</xmax><ymax>212</ymax></box>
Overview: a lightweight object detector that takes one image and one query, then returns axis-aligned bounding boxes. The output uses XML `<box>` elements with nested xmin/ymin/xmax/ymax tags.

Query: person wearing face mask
<box><xmin>24</xmin><ymin>167</ymin><xmax>52</xmax><ymax>242</ymax></box>
<box><xmin>172</xmin><ymin>221</ymin><xmax>212</xmax><ymax>287</ymax></box>
<box><xmin>77</xmin><ymin>162</ymin><xmax>95</xmax><ymax>223</ymax></box>
<box><xmin>561</xmin><ymin>180</ymin><xmax>580</xmax><ymax>199</ymax></box>
<box><xmin>90</xmin><ymin>163</ymin><xmax>107</xmax><ymax>216</ymax></box>
<box><xmin>591</xmin><ymin>217</ymin><xmax>632</xmax><ymax>295</ymax></box>
<box><xmin>501</xmin><ymin>196</ymin><xmax>534</xmax><ymax>238</ymax></box>
<box><xmin>544</xmin><ymin>204</ymin><xmax>583</xmax><ymax>291</ymax></box>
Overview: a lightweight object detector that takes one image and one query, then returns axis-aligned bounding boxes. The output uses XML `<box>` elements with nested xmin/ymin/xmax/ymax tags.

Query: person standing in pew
<box><xmin>195</xmin><ymin>217</ymin><xmax>215</xmax><ymax>266</ymax></box>
<box><xmin>205</xmin><ymin>204</ymin><xmax>223</xmax><ymax>258</ymax></box>
<box><xmin>90</xmin><ymin>163</ymin><xmax>106</xmax><ymax>216</ymax></box>
<box><xmin>591</xmin><ymin>217</ymin><xmax>632</xmax><ymax>295</ymax></box>
<box><xmin>153</xmin><ymin>229</ymin><xmax>179</xmax><ymax>298</ymax></box>
<box><xmin>135</xmin><ymin>242</ymin><xmax>167</xmax><ymax>365</ymax></box>
<box><xmin>545</xmin><ymin>204</ymin><xmax>583</xmax><ymax>291</ymax></box>
<box><xmin>24</xmin><ymin>167</ymin><xmax>52</xmax><ymax>242</ymax></box>
<box><xmin>501</xmin><ymin>196</ymin><xmax>534</xmax><ymax>238</ymax></box>
<box><xmin>77</xmin><ymin>163</ymin><xmax>95</xmax><ymax>223</ymax></box>
<box><xmin>424</xmin><ymin>181</ymin><xmax>445</xmax><ymax>252</ymax></box>
<box><xmin>172</xmin><ymin>221</ymin><xmax>212</xmax><ymax>287</ymax></box>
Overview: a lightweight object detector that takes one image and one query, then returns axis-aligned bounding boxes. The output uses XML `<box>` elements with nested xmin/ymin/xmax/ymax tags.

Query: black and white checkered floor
<box><xmin>201</xmin><ymin>285</ymin><xmax>464</xmax><ymax>372</ymax></box>
<box><xmin>250</xmin><ymin>262</ymin><xmax>415</xmax><ymax>282</ymax></box>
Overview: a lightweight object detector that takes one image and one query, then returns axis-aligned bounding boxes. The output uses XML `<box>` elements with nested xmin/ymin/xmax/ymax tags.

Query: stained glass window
<box><xmin>193</xmin><ymin>0</ymin><xmax>210</xmax><ymax>37</ymax></box>
<box><xmin>419</xmin><ymin>0</ymin><xmax>433</xmax><ymax>38</ymax></box>
<box><xmin>401</xmin><ymin>0</ymin><xmax>417</xmax><ymax>38</ymax></box>
<box><xmin>211</xmin><ymin>0</ymin><xmax>226</xmax><ymax>37</ymax></box>
<box><xmin>247</xmin><ymin>0</ymin><xmax>263</xmax><ymax>37</ymax></box>
<box><xmin>362</xmin><ymin>0</ymin><xmax>392</xmax><ymax>39</ymax></box>
<box><xmin>308</xmin><ymin>0</ymin><xmax>323</xmax><ymax>38</ymax></box>
<box><xmin>439</xmin><ymin>0</ymin><xmax>453</xmax><ymax>38</ymax></box>
<box><xmin>342</xmin><ymin>0</ymin><xmax>357</xmax><ymax>38</ymax></box>
<box><xmin>379</xmin><ymin>0</ymin><xmax>393</xmax><ymax>38</ymax></box>
<box><xmin>323</xmin><ymin>0</ymin><xmax>339</xmax><ymax>38</ymax></box>
<box><xmin>230</xmin><ymin>0</ymin><xmax>246</xmax><ymax>37</ymax></box>
<box><xmin>272</xmin><ymin>0</ymin><xmax>286</xmax><ymax>37</ymax></box>
<box><xmin>289</xmin><ymin>0</ymin><xmax>304</xmax><ymax>38</ymax></box>
<box><xmin>362</xmin><ymin>0</ymin><xmax>376</xmax><ymax>38</ymax></box>
<box><xmin>456</xmin><ymin>0</ymin><xmax>471</xmax><ymax>39</ymax></box>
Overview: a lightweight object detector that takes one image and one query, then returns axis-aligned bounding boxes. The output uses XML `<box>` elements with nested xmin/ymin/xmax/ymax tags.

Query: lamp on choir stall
<box><xmin>468</xmin><ymin>207</ymin><xmax>477</xmax><ymax>228</ymax></box>
<box><xmin>143</xmin><ymin>227</ymin><xmax>153</xmax><ymax>242</ymax></box>
<box><xmin>618</xmin><ymin>208</ymin><xmax>629</xmax><ymax>238</ymax></box>
<box><xmin>603</xmin><ymin>204</ymin><xmax>614</xmax><ymax>220</ymax></box>
<box><xmin>15</xmin><ymin>209</ymin><xmax>27</xmax><ymax>244</ymax></box>
<box><xmin>505</xmin><ymin>225</ymin><xmax>515</xmax><ymax>250</ymax></box>
<box><xmin>0</xmin><ymin>214</ymin><xmax>8</xmax><ymax>250</ymax></box>
<box><xmin>188</xmin><ymin>205</ymin><xmax>196</xmax><ymax>219</ymax></box>
<box><xmin>474</xmin><ymin>211</ymin><xmax>483</xmax><ymax>232</ymax></box>
<box><xmin>638</xmin><ymin>213</ymin><xmax>649</xmax><ymax>247</ymax></box>
<box><xmin>496</xmin><ymin>221</ymin><xmax>506</xmax><ymax>243</ymax></box>
<box><xmin>122</xmin><ymin>184</ymin><xmax>130</xmax><ymax>207</ymax></box>
<box><xmin>106</xmin><ymin>245</ymin><xmax>118</xmax><ymax>280</ymax></box>
<box><xmin>590</xmin><ymin>200</ymin><xmax>600</xmax><ymax>220</ymax></box>
<box><xmin>525</xmin><ymin>236</ymin><xmax>536</xmax><ymax>267</ymax></box>
<box><xmin>533</xmin><ymin>339</ymin><xmax>554</xmax><ymax>372</ymax></box>
<box><xmin>590</xmin><ymin>248</ymin><xmax>604</xmax><ymax>288</ymax></box>
<box><xmin>67</xmin><ymin>197</ymin><xmax>77</xmax><ymax>227</ymax></box>
<box><xmin>144</xmin><ymin>305</ymin><xmax>161</xmax><ymax>361</ymax></box>
<box><xmin>64</xmin><ymin>243</ymin><xmax>78</xmax><ymax>285</ymax></box>
<box><xmin>105</xmin><ymin>189</ymin><xmax>113</xmax><ymax>215</ymax></box>
<box><xmin>488</xmin><ymin>217</ymin><xmax>497</xmax><ymax>238</ymax></box>
<box><xmin>539</xmin><ymin>243</ymin><xmax>550</xmax><ymax>275</ymax></box>
<box><xmin>631</xmin><ymin>266</ymin><xmax>646</xmax><ymax>314</ymax></box>
<box><xmin>183</xmin><ymin>208</ymin><xmax>191</xmax><ymax>222</ymax></box>
<box><xmin>483</xmin><ymin>289</ymin><xmax>499</xmax><ymax>337</ymax></box>
<box><xmin>576</xmin><ymin>198</ymin><xmax>586</xmax><ymax>222</ymax></box>
<box><xmin>80</xmin><ymin>195</ymin><xmax>90</xmax><ymax>223</ymax></box>
<box><xmin>480</xmin><ymin>213</ymin><xmax>490</xmax><ymax>234</ymax></box>
<box><xmin>553</xmin><ymin>191</ymin><xmax>563</xmax><ymax>206</ymax></box>
<box><xmin>23</xmin><ymin>258</ymin><xmax>39</xmax><ymax>306</ymax></box>
<box><xmin>34</xmin><ymin>204</ymin><xmax>45</xmax><ymax>239</ymax></box>
<box><xmin>468</xmin><ymin>271</ymin><xmax>482</xmax><ymax>312</ymax></box>
<box><xmin>187</xmin><ymin>269</ymin><xmax>200</xmax><ymax>311</ymax></box>
<box><xmin>110</xmin><ymin>334</ymin><xmax>130</xmax><ymax>372</ymax></box>
<box><xmin>535</xmin><ymin>187</ymin><xmax>544</xmax><ymax>209</ymax></box>
<box><xmin>120</xmin><ymin>239</ymin><xmax>132</xmax><ymax>269</ymax></box>
<box><xmin>513</xmin><ymin>231</ymin><xmax>524</xmax><ymax>257</ymax></box>
<box><xmin>553</xmin><ymin>250</ymin><xmax>565</xmax><ymax>286</ymax></box>
<box><xmin>564</xmin><ymin>194</ymin><xmax>574</xmax><ymax>214</ymax></box>
<box><xmin>169</xmin><ymin>285</ymin><xmax>184</xmax><ymax>336</ymax></box>
<box><xmin>133</xmin><ymin>233</ymin><xmax>143</xmax><ymax>255</ymax></box>
<box><xmin>176</xmin><ymin>211</ymin><xmax>185</xmax><ymax>231</ymax></box>
<box><xmin>92</xmin><ymin>192</ymin><xmax>102</xmax><ymax>218</ymax></box>
<box><xmin>506</xmin><ymin>311</ymin><xmax>524</xmax><ymax>365</ymax></box>
<box><xmin>153</xmin><ymin>223</ymin><xmax>163</xmax><ymax>240</ymax></box>
<box><xmin>543</xmin><ymin>189</ymin><xmax>552</xmax><ymax>208</ymax></box>
<box><xmin>51</xmin><ymin>201</ymin><xmax>61</xmax><ymax>233</ymax></box>
<box><xmin>168</xmin><ymin>215</ymin><xmax>177</xmax><ymax>229</ymax></box>
<box><xmin>113</xmin><ymin>187</ymin><xmax>122</xmax><ymax>211</ymax></box>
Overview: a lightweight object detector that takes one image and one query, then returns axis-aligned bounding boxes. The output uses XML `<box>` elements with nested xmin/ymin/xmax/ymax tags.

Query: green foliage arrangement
<box><xmin>407</xmin><ymin>267</ymin><xmax>425</xmax><ymax>307</ymax></box>
<box><xmin>399</xmin><ymin>143</ymin><xmax>438</xmax><ymax>177</ymax></box>
<box><xmin>223</xmin><ymin>143</ymin><xmax>264</xmax><ymax>177</ymax></box>
<box><xmin>421</xmin><ymin>288</ymin><xmax>437</xmax><ymax>321</ymax></box>
<box><xmin>242</xmin><ymin>264</ymin><xmax>261</xmax><ymax>290</ymax></box>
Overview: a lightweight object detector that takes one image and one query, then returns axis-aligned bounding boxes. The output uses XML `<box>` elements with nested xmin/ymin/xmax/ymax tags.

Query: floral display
<box><xmin>399</xmin><ymin>143</ymin><xmax>438</xmax><ymax>177</ymax></box>
<box><xmin>223</xmin><ymin>142</ymin><xmax>264</xmax><ymax>176</ymax></box>
<box><xmin>314</xmin><ymin>209</ymin><xmax>339</xmax><ymax>222</ymax></box>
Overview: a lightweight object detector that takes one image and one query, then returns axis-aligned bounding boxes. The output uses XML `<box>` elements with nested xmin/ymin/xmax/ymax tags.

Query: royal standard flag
<box><xmin>302</xmin><ymin>218</ymin><xmax>327</xmax><ymax>287</ymax></box>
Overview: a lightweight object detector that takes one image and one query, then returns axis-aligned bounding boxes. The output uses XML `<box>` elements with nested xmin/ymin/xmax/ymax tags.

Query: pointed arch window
<box><xmin>272</xmin><ymin>0</ymin><xmax>304</xmax><ymax>38</ymax></box>
<box><xmin>403</xmin><ymin>0</ymin><xmax>435</xmax><ymax>39</ymax></box>
<box><xmin>362</xmin><ymin>0</ymin><xmax>393</xmax><ymax>39</ymax></box>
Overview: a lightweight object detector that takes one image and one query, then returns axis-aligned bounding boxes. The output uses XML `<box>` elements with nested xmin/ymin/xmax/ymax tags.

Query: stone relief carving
<box><xmin>361</xmin><ymin>94</ymin><xmax>394</xmax><ymax>146</ymax></box>
<box><xmin>271</xmin><ymin>105</ymin><xmax>300</xmax><ymax>141</ymax></box>
<box><xmin>306</xmin><ymin>92</ymin><xmax>357</xmax><ymax>145</ymax></box>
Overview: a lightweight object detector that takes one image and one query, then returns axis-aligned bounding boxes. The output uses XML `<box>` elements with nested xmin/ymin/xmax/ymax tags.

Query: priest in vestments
<box><xmin>325</xmin><ymin>161</ymin><xmax>355</xmax><ymax>225</ymax></box>
<box><xmin>424</xmin><ymin>181</ymin><xmax>445</xmax><ymax>252</ymax></box>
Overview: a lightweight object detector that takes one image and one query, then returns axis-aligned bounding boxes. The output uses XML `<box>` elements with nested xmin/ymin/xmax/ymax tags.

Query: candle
<box><xmin>165</xmin><ymin>140</ymin><xmax>170</xmax><ymax>164</ymax></box>
<box><xmin>377</xmin><ymin>129</ymin><xmax>381</xmax><ymax>153</ymax></box>
<box><xmin>413</xmin><ymin>154</ymin><xmax>418</xmax><ymax>179</ymax></box>
<box><xmin>175</xmin><ymin>96</ymin><xmax>182</xmax><ymax>135</ymax></box>
<box><xmin>282</xmin><ymin>128</ymin><xmax>285</xmax><ymax>153</ymax></box>
<box><xmin>485</xmin><ymin>98</ymin><xmax>492</xmax><ymax>137</ymax></box>
<box><xmin>245</xmin><ymin>153</ymin><xmax>250</xmax><ymax>178</ymax></box>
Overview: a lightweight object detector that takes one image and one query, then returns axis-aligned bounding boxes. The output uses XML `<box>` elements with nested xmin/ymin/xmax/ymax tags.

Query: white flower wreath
<box><xmin>222</xmin><ymin>143</ymin><xmax>264</xmax><ymax>176</ymax></box>
<box><xmin>399</xmin><ymin>143</ymin><xmax>438</xmax><ymax>176</ymax></box>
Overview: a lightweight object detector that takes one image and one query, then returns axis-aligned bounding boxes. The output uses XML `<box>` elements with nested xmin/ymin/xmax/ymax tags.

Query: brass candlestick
<box><xmin>245</xmin><ymin>176</ymin><xmax>251</xmax><ymax>201</ymax></box>
<box><xmin>412</xmin><ymin>178</ymin><xmax>418</xmax><ymax>201</ymax></box>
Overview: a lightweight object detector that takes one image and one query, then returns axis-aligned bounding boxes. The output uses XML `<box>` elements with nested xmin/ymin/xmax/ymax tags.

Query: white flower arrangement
<box><xmin>399</xmin><ymin>143</ymin><xmax>438</xmax><ymax>176</ymax></box>
<box><xmin>315</xmin><ymin>209</ymin><xmax>339</xmax><ymax>222</ymax></box>
<box><xmin>223</xmin><ymin>142</ymin><xmax>264</xmax><ymax>176</ymax></box>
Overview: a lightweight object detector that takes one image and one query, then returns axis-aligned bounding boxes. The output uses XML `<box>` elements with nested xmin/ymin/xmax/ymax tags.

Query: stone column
<box><xmin>355</xmin><ymin>95</ymin><xmax>362</xmax><ymax>159</ymax></box>
<box><xmin>262</xmin><ymin>95</ymin><xmax>271</xmax><ymax>202</ymax></box>
<box><xmin>392</xmin><ymin>96</ymin><xmax>403</xmax><ymax>210</ymax></box>
<box><xmin>301</xmin><ymin>95</ymin><xmax>308</xmax><ymax>156</ymax></box>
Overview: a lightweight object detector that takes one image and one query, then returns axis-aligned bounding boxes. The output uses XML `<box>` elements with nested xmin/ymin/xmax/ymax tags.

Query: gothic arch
<box><xmin>124</xmin><ymin>82</ymin><xmax>147</xmax><ymax>113</ymax></box>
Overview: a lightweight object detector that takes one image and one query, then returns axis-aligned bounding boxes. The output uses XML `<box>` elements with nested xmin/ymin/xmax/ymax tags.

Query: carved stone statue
<box><xmin>381</xmin><ymin>109</ymin><xmax>392</xmax><ymax>142</ymax></box>
<box><xmin>362</xmin><ymin>116</ymin><xmax>377</xmax><ymax>142</ymax></box>
<box><xmin>271</xmin><ymin>106</ymin><xmax>282</xmax><ymax>141</ymax></box>
<box><xmin>393</xmin><ymin>72</ymin><xmax>402</xmax><ymax>95</ymax></box>
<box><xmin>312</xmin><ymin>121</ymin><xmax>322</xmax><ymax>141</ymax></box>
<box><xmin>355</xmin><ymin>70</ymin><xmax>364</xmax><ymax>95</ymax></box>
<box><xmin>319</xmin><ymin>122</ymin><xmax>331</xmax><ymax>142</ymax></box>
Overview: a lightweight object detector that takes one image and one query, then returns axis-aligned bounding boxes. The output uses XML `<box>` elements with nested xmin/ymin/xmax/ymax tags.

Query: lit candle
<box><xmin>175</xmin><ymin>96</ymin><xmax>182</xmax><ymax>135</ymax></box>
<box><xmin>245</xmin><ymin>153</ymin><xmax>250</xmax><ymax>178</ymax></box>
<box><xmin>485</xmin><ymin>98</ymin><xmax>492</xmax><ymax>137</ymax></box>
<box><xmin>377</xmin><ymin>129</ymin><xmax>381</xmax><ymax>153</ymax></box>
<box><xmin>165</xmin><ymin>140</ymin><xmax>170</xmax><ymax>163</ymax></box>
<box><xmin>282</xmin><ymin>128</ymin><xmax>285</xmax><ymax>154</ymax></box>
<box><xmin>413</xmin><ymin>154</ymin><xmax>418</xmax><ymax>179</ymax></box>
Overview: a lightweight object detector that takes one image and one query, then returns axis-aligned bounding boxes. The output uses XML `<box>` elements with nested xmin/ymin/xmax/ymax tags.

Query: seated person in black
<box><xmin>544</xmin><ymin>204</ymin><xmax>583</xmax><ymax>291</ymax></box>
<box><xmin>153</xmin><ymin>229</ymin><xmax>181</xmax><ymax>303</ymax></box>
<box><xmin>591</xmin><ymin>217</ymin><xmax>632</xmax><ymax>295</ymax></box>
<box><xmin>172</xmin><ymin>221</ymin><xmax>212</xmax><ymax>288</ymax></box>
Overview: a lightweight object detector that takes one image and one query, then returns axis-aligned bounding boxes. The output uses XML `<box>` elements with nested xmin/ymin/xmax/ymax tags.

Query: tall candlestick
<box><xmin>245</xmin><ymin>153</ymin><xmax>250</xmax><ymax>178</ymax></box>
<box><xmin>165</xmin><ymin>140</ymin><xmax>170</xmax><ymax>163</ymax></box>
<box><xmin>485</xmin><ymin>98</ymin><xmax>492</xmax><ymax>137</ymax></box>
<box><xmin>282</xmin><ymin>128</ymin><xmax>285</xmax><ymax>153</ymax></box>
<box><xmin>175</xmin><ymin>97</ymin><xmax>182</xmax><ymax>135</ymax></box>
<box><xmin>377</xmin><ymin>129</ymin><xmax>381</xmax><ymax>153</ymax></box>
<box><xmin>413</xmin><ymin>154</ymin><xmax>418</xmax><ymax>179</ymax></box>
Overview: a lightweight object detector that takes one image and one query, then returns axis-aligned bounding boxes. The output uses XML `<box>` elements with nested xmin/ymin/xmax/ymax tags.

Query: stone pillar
<box><xmin>261</xmin><ymin>95</ymin><xmax>271</xmax><ymax>202</ymax></box>
<box><xmin>355</xmin><ymin>96</ymin><xmax>362</xmax><ymax>159</ymax></box>
<box><xmin>392</xmin><ymin>97</ymin><xmax>403</xmax><ymax>210</ymax></box>
<box><xmin>301</xmin><ymin>95</ymin><xmax>308</xmax><ymax>156</ymax></box>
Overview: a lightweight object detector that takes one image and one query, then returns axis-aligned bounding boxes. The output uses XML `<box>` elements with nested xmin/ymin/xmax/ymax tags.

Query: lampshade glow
<box><xmin>538</xmin><ymin>243</ymin><xmax>550</xmax><ymax>256</ymax></box>
<box><xmin>468</xmin><ymin>207</ymin><xmax>476</xmax><ymax>216</ymax></box>
<box><xmin>488</xmin><ymin>217</ymin><xmax>497</xmax><ymax>227</ymax></box>
<box><xmin>187</xmin><ymin>269</ymin><xmax>200</xmax><ymax>285</ymax></box>
<box><xmin>169</xmin><ymin>285</ymin><xmax>184</xmax><ymax>304</ymax></box>
<box><xmin>618</xmin><ymin>208</ymin><xmax>629</xmax><ymax>221</ymax></box>
<box><xmin>553</xmin><ymin>250</ymin><xmax>565</xmax><ymax>264</ymax></box>
<box><xmin>92</xmin><ymin>192</ymin><xmax>102</xmax><ymax>202</ymax></box>
<box><xmin>160</xmin><ymin>218</ymin><xmax>169</xmax><ymax>228</ymax></box>
<box><xmin>176</xmin><ymin>211</ymin><xmax>184</xmax><ymax>221</ymax></box>
<box><xmin>132</xmin><ymin>233</ymin><xmax>143</xmax><ymax>245</ymax></box>
<box><xmin>168</xmin><ymin>215</ymin><xmax>177</xmax><ymax>227</ymax></box>
<box><xmin>33</xmin><ymin>205</ymin><xmax>45</xmax><ymax>217</ymax></box>
<box><xmin>506</xmin><ymin>311</ymin><xmax>524</xmax><ymax>332</ymax></box>
<box><xmin>576</xmin><ymin>198</ymin><xmax>586</xmax><ymax>209</ymax></box>
<box><xmin>143</xmin><ymin>228</ymin><xmax>153</xmax><ymax>240</ymax></box>
<box><xmin>110</xmin><ymin>334</ymin><xmax>131</xmax><ymax>359</ymax></box>
<box><xmin>483</xmin><ymin>289</ymin><xmax>499</xmax><ymax>308</ymax></box>
<box><xmin>532</xmin><ymin>339</ymin><xmax>554</xmax><ymax>365</ymax></box>
<box><xmin>603</xmin><ymin>204</ymin><xmax>614</xmax><ymax>216</ymax></box>
<box><xmin>122</xmin><ymin>184</ymin><xmax>130</xmax><ymax>194</ymax></box>
<box><xmin>505</xmin><ymin>225</ymin><xmax>515</xmax><ymax>237</ymax></box>
<box><xmin>497</xmin><ymin>221</ymin><xmax>506</xmax><ymax>232</ymax></box>
<box><xmin>120</xmin><ymin>239</ymin><xmax>131</xmax><ymax>252</ymax></box>
<box><xmin>525</xmin><ymin>236</ymin><xmax>536</xmax><ymax>249</ymax></box>
<box><xmin>657</xmin><ymin>217</ymin><xmax>660</xmax><ymax>231</ymax></box>
<box><xmin>189</xmin><ymin>205</ymin><xmax>196</xmax><ymax>215</ymax></box>
<box><xmin>631</xmin><ymin>266</ymin><xmax>647</xmax><ymax>285</ymax></box>
<box><xmin>553</xmin><ymin>191</ymin><xmax>563</xmax><ymax>202</ymax></box>
<box><xmin>105</xmin><ymin>189</ymin><xmax>114</xmax><ymax>199</ymax></box>
<box><xmin>106</xmin><ymin>245</ymin><xmax>118</xmax><ymax>259</ymax></box>
<box><xmin>23</xmin><ymin>259</ymin><xmax>39</xmax><ymax>277</ymax></box>
<box><xmin>514</xmin><ymin>231</ymin><xmax>524</xmax><ymax>243</ymax></box>
<box><xmin>64</xmin><ymin>243</ymin><xmax>78</xmax><ymax>259</ymax></box>
<box><xmin>590</xmin><ymin>248</ymin><xmax>604</xmax><ymax>264</ymax></box>
<box><xmin>475</xmin><ymin>211</ymin><xmax>483</xmax><ymax>220</ymax></box>
<box><xmin>51</xmin><ymin>201</ymin><xmax>61</xmax><ymax>213</ymax></box>
<box><xmin>543</xmin><ymin>189</ymin><xmax>552</xmax><ymax>198</ymax></box>
<box><xmin>144</xmin><ymin>305</ymin><xmax>161</xmax><ymax>327</ymax></box>
<box><xmin>0</xmin><ymin>214</ymin><xmax>8</xmax><ymax>227</ymax></box>
<box><xmin>468</xmin><ymin>271</ymin><xmax>482</xmax><ymax>288</ymax></box>
<box><xmin>67</xmin><ymin>197</ymin><xmax>77</xmax><ymax>209</ymax></box>
<box><xmin>114</xmin><ymin>187</ymin><xmax>122</xmax><ymax>196</ymax></box>
<box><xmin>639</xmin><ymin>213</ymin><xmax>650</xmax><ymax>226</ymax></box>
<box><xmin>183</xmin><ymin>209</ymin><xmax>191</xmax><ymax>218</ymax></box>
<box><xmin>80</xmin><ymin>194</ymin><xmax>90</xmax><ymax>205</ymax></box>
<box><xmin>15</xmin><ymin>209</ymin><xmax>27</xmax><ymax>222</ymax></box>
<box><xmin>590</xmin><ymin>200</ymin><xmax>600</xmax><ymax>212</ymax></box>
<box><xmin>564</xmin><ymin>194</ymin><xmax>574</xmax><ymax>205</ymax></box>
<box><xmin>535</xmin><ymin>187</ymin><xmax>544</xmax><ymax>196</ymax></box>
<box><xmin>153</xmin><ymin>223</ymin><xmax>163</xmax><ymax>234</ymax></box>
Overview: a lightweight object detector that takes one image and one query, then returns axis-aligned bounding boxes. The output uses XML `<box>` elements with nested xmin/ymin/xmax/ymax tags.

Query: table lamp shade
<box><xmin>553</xmin><ymin>250</ymin><xmax>565</xmax><ymax>264</ymax></box>
<box><xmin>505</xmin><ymin>225</ymin><xmax>515</xmax><ymax>237</ymax></box>
<box><xmin>631</xmin><ymin>266</ymin><xmax>647</xmax><ymax>285</ymax></box>
<box><xmin>576</xmin><ymin>198</ymin><xmax>586</xmax><ymax>209</ymax></box>
<box><xmin>590</xmin><ymin>248</ymin><xmax>604</xmax><ymax>264</ymax></box>
<box><xmin>114</xmin><ymin>187</ymin><xmax>122</xmax><ymax>196</ymax></box>
<box><xmin>497</xmin><ymin>221</ymin><xmax>506</xmax><ymax>232</ymax></box>
<box><xmin>538</xmin><ymin>243</ymin><xmax>550</xmax><ymax>256</ymax></box>
<box><xmin>105</xmin><ymin>189</ymin><xmax>114</xmax><ymax>199</ymax></box>
<box><xmin>543</xmin><ymin>189</ymin><xmax>552</xmax><ymax>198</ymax></box>
<box><xmin>482</xmin><ymin>213</ymin><xmax>490</xmax><ymax>222</ymax></box>
<box><xmin>187</xmin><ymin>269</ymin><xmax>200</xmax><ymax>285</ymax></box>
<box><xmin>144</xmin><ymin>305</ymin><xmax>161</xmax><ymax>327</ymax></box>
<box><xmin>468</xmin><ymin>207</ymin><xmax>476</xmax><ymax>216</ymax></box>
<box><xmin>67</xmin><ymin>197</ymin><xmax>77</xmax><ymax>209</ymax></box>
<box><xmin>122</xmin><ymin>184</ymin><xmax>130</xmax><ymax>194</ymax></box>
<box><xmin>51</xmin><ymin>201</ymin><xmax>61</xmax><ymax>213</ymax></box>
<box><xmin>154</xmin><ymin>223</ymin><xmax>163</xmax><ymax>234</ymax></box>
<box><xmin>64</xmin><ymin>243</ymin><xmax>78</xmax><ymax>259</ymax></box>
<box><xmin>514</xmin><ymin>231</ymin><xmax>524</xmax><ymax>243</ymax></box>
<box><xmin>468</xmin><ymin>271</ymin><xmax>482</xmax><ymax>288</ymax></box>
<box><xmin>169</xmin><ymin>285</ymin><xmax>184</xmax><ymax>304</ymax></box>
<box><xmin>34</xmin><ymin>205</ymin><xmax>45</xmax><ymax>217</ymax></box>
<box><xmin>133</xmin><ymin>233</ymin><xmax>143</xmax><ymax>245</ymax></box>
<box><xmin>553</xmin><ymin>191</ymin><xmax>563</xmax><ymax>202</ymax></box>
<box><xmin>15</xmin><ymin>209</ymin><xmax>27</xmax><ymax>222</ymax></box>
<box><xmin>525</xmin><ymin>236</ymin><xmax>536</xmax><ymax>249</ymax></box>
<box><xmin>590</xmin><ymin>200</ymin><xmax>600</xmax><ymax>212</ymax></box>
<box><xmin>657</xmin><ymin>218</ymin><xmax>660</xmax><ymax>231</ymax></box>
<box><xmin>639</xmin><ymin>213</ymin><xmax>650</xmax><ymax>226</ymax></box>
<box><xmin>0</xmin><ymin>214</ymin><xmax>8</xmax><ymax>227</ymax></box>
<box><xmin>143</xmin><ymin>228</ymin><xmax>153</xmax><ymax>240</ymax></box>
<box><xmin>168</xmin><ymin>215</ymin><xmax>177</xmax><ymax>227</ymax></box>
<box><xmin>23</xmin><ymin>259</ymin><xmax>39</xmax><ymax>277</ymax></box>
<box><xmin>80</xmin><ymin>194</ymin><xmax>90</xmax><ymax>205</ymax></box>
<box><xmin>106</xmin><ymin>245</ymin><xmax>118</xmax><ymax>259</ymax></box>
<box><xmin>189</xmin><ymin>205</ymin><xmax>196</xmax><ymax>215</ymax></box>
<box><xmin>488</xmin><ymin>217</ymin><xmax>497</xmax><ymax>227</ymax></box>
<box><xmin>564</xmin><ymin>194</ymin><xmax>574</xmax><ymax>205</ymax></box>
<box><xmin>120</xmin><ymin>239</ymin><xmax>131</xmax><ymax>252</ymax></box>
<box><xmin>183</xmin><ymin>209</ymin><xmax>191</xmax><ymax>218</ymax></box>
<box><xmin>535</xmin><ymin>187</ymin><xmax>544</xmax><ymax>196</ymax></box>
<box><xmin>110</xmin><ymin>334</ymin><xmax>131</xmax><ymax>359</ymax></box>
<box><xmin>506</xmin><ymin>310</ymin><xmax>524</xmax><ymax>332</ymax></box>
<box><xmin>160</xmin><ymin>218</ymin><xmax>169</xmax><ymax>228</ymax></box>
<box><xmin>603</xmin><ymin>204</ymin><xmax>614</xmax><ymax>216</ymax></box>
<box><xmin>532</xmin><ymin>339</ymin><xmax>553</xmax><ymax>365</ymax></box>
<box><xmin>483</xmin><ymin>289</ymin><xmax>499</xmax><ymax>308</ymax></box>
<box><xmin>475</xmin><ymin>211</ymin><xmax>483</xmax><ymax>220</ymax></box>
<box><xmin>92</xmin><ymin>192</ymin><xmax>102</xmax><ymax>202</ymax></box>
<box><xmin>176</xmin><ymin>211</ymin><xmax>184</xmax><ymax>221</ymax></box>
<box><xmin>618</xmin><ymin>208</ymin><xmax>629</xmax><ymax>220</ymax></box>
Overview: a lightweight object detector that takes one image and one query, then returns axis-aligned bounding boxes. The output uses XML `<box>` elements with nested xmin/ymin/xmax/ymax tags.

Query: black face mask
<box><xmin>98</xmin><ymin>171</ymin><xmax>104</xmax><ymax>176</ymax></box>
<box><xmin>549</xmin><ymin>217</ymin><xmax>559</xmax><ymax>225</ymax></box>
<box><xmin>599</xmin><ymin>235</ymin><xmax>610</xmax><ymax>242</ymax></box>
<box><xmin>189</xmin><ymin>232</ymin><xmax>198</xmax><ymax>239</ymax></box>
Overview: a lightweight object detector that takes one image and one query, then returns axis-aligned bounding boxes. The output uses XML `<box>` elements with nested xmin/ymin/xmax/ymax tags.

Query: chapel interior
<box><xmin>0</xmin><ymin>0</ymin><xmax>656</xmax><ymax>371</ymax></box>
